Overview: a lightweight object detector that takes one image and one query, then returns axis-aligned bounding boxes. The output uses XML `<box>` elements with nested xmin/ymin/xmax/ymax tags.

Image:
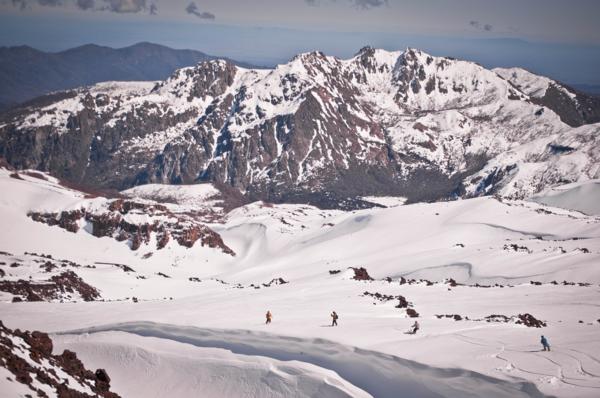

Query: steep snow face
<box><xmin>494</xmin><ymin>67</ymin><xmax>554</xmax><ymax>98</ymax></box>
<box><xmin>494</xmin><ymin>67</ymin><xmax>575</xmax><ymax>100</ymax></box>
<box><xmin>2</xmin><ymin>48</ymin><xmax>599</xmax><ymax>206</ymax></box>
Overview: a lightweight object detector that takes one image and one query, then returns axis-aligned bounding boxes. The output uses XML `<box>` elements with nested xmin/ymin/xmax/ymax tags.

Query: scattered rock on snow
<box><xmin>0</xmin><ymin>271</ymin><xmax>100</xmax><ymax>302</ymax></box>
<box><xmin>516</xmin><ymin>313</ymin><xmax>547</xmax><ymax>328</ymax></box>
<box><xmin>351</xmin><ymin>267</ymin><xmax>373</xmax><ymax>281</ymax></box>
<box><xmin>503</xmin><ymin>243</ymin><xmax>532</xmax><ymax>253</ymax></box>
<box><xmin>262</xmin><ymin>278</ymin><xmax>288</xmax><ymax>287</ymax></box>
<box><xmin>406</xmin><ymin>308</ymin><xmax>420</xmax><ymax>318</ymax></box>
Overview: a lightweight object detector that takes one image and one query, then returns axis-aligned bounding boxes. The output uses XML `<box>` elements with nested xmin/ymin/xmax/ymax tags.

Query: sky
<box><xmin>1</xmin><ymin>0</ymin><xmax>600</xmax><ymax>85</ymax></box>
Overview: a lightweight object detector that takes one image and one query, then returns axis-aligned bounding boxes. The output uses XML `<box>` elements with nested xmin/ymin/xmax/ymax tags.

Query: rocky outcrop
<box><xmin>0</xmin><ymin>321</ymin><xmax>121</xmax><ymax>397</ymax></box>
<box><xmin>351</xmin><ymin>267</ymin><xmax>373</xmax><ymax>281</ymax></box>
<box><xmin>0</xmin><ymin>270</ymin><xmax>100</xmax><ymax>302</ymax></box>
<box><xmin>29</xmin><ymin>199</ymin><xmax>235</xmax><ymax>255</ymax></box>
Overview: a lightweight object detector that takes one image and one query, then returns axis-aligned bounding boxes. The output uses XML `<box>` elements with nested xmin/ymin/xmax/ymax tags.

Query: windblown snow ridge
<box><xmin>62</xmin><ymin>321</ymin><xmax>549</xmax><ymax>398</ymax></box>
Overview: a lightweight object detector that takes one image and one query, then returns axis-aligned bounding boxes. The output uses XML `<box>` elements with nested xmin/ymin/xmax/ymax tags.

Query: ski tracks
<box><xmin>452</xmin><ymin>333</ymin><xmax>600</xmax><ymax>391</ymax></box>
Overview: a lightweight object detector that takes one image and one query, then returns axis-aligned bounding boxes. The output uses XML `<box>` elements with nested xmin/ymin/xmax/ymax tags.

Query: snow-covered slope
<box><xmin>530</xmin><ymin>179</ymin><xmax>600</xmax><ymax>215</ymax></box>
<box><xmin>1</xmin><ymin>169</ymin><xmax>600</xmax><ymax>397</ymax></box>
<box><xmin>494</xmin><ymin>67</ymin><xmax>600</xmax><ymax>127</ymax></box>
<box><xmin>494</xmin><ymin>67</ymin><xmax>567</xmax><ymax>99</ymax></box>
<box><xmin>2</xmin><ymin>47</ymin><xmax>599</xmax><ymax>207</ymax></box>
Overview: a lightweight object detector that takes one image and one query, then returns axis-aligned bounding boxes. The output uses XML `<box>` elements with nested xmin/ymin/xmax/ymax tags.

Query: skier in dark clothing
<box><xmin>265</xmin><ymin>310</ymin><xmax>272</xmax><ymax>325</ymax></box>
<box><xmin>331</xmin><ymin>311</ymin><xmax>338</xmax><ymax>326</ymax></box>
<box><xmin>541</xmin><ymin>335</ymin><xmax>550</xmax><ymax>351</ymax></box>
<box><xmin>409</xmin><ymin>321</ymin><xmax>420</xmax><ymax>334</ymax></box>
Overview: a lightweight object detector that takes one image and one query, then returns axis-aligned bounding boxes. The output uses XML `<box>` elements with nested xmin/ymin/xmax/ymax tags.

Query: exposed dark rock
<box><xmin>531</xmin><ymin>83</ymin><xmax>600</xmax><ymax>127</ymax></box>
<box><xmin>503</xmin><ymin>243</ymin><xmax>532</xmax><ymax>254</ymax></box>
<box><xmin>0</xmin><ymin>271</ymin><xmax>100</xmax><ymax>302</ymax></box>
<box><xmin>436</xmin><ymin>314</ymin><xmax>463</xmax><ymax>321</ymax></box>
<box><xmin>395</xmin><ymin>296</ymin><xmax>409</xmax><ymax>309</ymax></box>
<box><xmin>446</xmin><ymin>278</ymin><xmax>458</xmax><ymax>287</ymax></box>
<box><xmin>351</xmin><ymin>267</ymin><xmax>373</xmax><ymax>281</ymax></box>
<box><xmin>516</xmin><ymin>313</ymin><xmax>547</xmax><ymax>328</ymax></box>
<box><xmin>406</xmin><ymin>308</ymin><xmax>419</xmax><ymax>318</ymax></box>
<box><xmin>29</xmin><ymin>199</ymin><xmax>235</xmax><ymax>255</ymax></box>
<box><xmin>0</xmin><ymin>321</ymin><xmax>121</xmax><ymax>397</ymax></box>
<box><xmin>262</xmin><ymin>278</ymin><xmax>288</xmax><ymax>287</ymax></box>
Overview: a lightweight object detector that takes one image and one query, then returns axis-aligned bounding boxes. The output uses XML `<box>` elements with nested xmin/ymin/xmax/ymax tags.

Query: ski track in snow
<box><xmin>61</xmin><ymin>321</ymin><xmax>550</xmax><ymax>398</ymax></box>
<box><xmin>453</xmin><ymin>333</ymin><xmax>600</xmax><ymax>391</ymax></box>
<box><xmin>455</xmin><ymin>223</ymin><xmax>556</xmax><ymax>239</ymax></box>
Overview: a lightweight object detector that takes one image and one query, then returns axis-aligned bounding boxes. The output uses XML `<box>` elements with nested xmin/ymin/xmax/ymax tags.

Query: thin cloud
<box><xmin>103</xmin><ymin>0</ymin><xmax>146</xmax><ymax>13</ymax></box>
<box><xmin>185</xmin><ymin>2</ymin><xmax>215</xmax><ymax>20</ymax></box>
<box><xmin>76</xmin><ymin>0</ymin><xmax>94</xmax><ymax>10</ymax></box>
<box><xmin>352</xmin><ymin>0</ymin><xmax>387</xmax><ymax>9</ymax></box>
<box><xmin>470</xmin><ymin>20</ymin><xmax>494</xmax><ymax>32</ymax></box>
<box><xmin>11</xmin><ymin>0</ymin><xmax>27</xmax><ymax>10</ymax></box>
<box><xmin>37</xmin><ymin>0</ymin><xmax>62</xmax><ymax>5</ymax></box>
<box><xmin>9</xmin><ymin>0</ymin><xmax>62</xmax><ymax>9</ymax></box>
<box><xmin>304</xmin><ymin>0</ymin><xmax>388</xmax><ymax>10</ymax></box>
<box><xmin>7</xmin><ymin>0</ymin><xmax>153</xmax><ymax>13</ymax></box>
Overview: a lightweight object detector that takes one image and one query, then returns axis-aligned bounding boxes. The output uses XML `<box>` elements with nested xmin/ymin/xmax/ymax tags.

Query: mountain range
<box><xmin>1</xmin><ymin>46</ymin><xmax>599</xmax><ymax>209</ymax></box>
<box><xmin>0</xmin><ymin>42</ymin><xmax>256</xmax><ymax>111</ymax></box>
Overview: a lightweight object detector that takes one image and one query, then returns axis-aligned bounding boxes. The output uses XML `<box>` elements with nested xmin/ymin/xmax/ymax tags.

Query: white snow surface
<box><xmin>494</xmin><ymin>68</ymin><xmax>554</xmax><ymax>98</ymax></box>
<box><xmin>52</xmin><ymin>324</ymin><xmax>545</xmax><ymax>398</ymax></box>
<box><xmin>530</xmin><ymin>179</ymin><xmax>600</xmax><ymax>215</ymax></box>
<box><xmin>122</xmin><ymin>183</ymin><xmax>222</xmax><ymax>209</ymax></box>
<box><xmin>1</xmin><ymin>170</ymin><xmax>600</xmax><ymax>397</ymax></box>
<box><xmin>494</xmin><ymin>67</ymin><xmax>576</xmax><ymax>100</ymax></box>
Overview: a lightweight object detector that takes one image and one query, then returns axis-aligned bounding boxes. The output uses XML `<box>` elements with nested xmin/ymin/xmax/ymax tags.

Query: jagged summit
<box><xmin>1</xmin><ymin>47</ymin><xmax>599</xmax><ymax>209</ymax></box>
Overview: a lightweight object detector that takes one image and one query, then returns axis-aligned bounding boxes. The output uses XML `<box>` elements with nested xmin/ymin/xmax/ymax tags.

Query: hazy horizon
<box><xmin>1</xmin><ymin>0</ymin><xmax>600</xmax><ymax>85</ymax></box>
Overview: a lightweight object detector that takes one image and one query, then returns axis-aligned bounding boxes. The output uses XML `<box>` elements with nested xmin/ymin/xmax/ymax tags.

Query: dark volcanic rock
<box><xmin>351</xmin><ymin>267</ymin><xmax>373</xmax><ymax>281</ymax></box>
<box><xmin>29</xmin><ymin>199</ymin><xmax>235</xmax><ymax>255</ymax></box>
<box><xmin>516</xmin><ymin>313</ymin><xmax>547</xmax><ymax>328</ymax></box>
<box><xmin>0</xmin><ymin>270</ymin><xmax>101</xmax><ymax>302</ymax></box>
<box><xmin>0</xmin><ymin>321</ymin><xmax>121</xmax><ymax>397</ymax></box>
<box><xmin>406</xmin><ymin>308</ymin><xmax>419</xmax><ymax>318</ymax></box>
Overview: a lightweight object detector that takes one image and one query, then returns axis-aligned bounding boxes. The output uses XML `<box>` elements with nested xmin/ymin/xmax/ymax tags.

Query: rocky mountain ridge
<box><xmin>1</xmin><ymin>47</ymin><xmax>599</xmax><ymax>209</ymax></box>
<box><xmin>0</xmin><ymin>42</ymin><xmax>256</xmax><ymax>111</ymax></box>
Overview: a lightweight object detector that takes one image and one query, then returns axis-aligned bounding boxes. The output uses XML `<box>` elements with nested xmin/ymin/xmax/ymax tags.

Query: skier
<box><xmin>541</xmin><ymin>335</ymin><xmax>550</xmax><ymax>351</ymax></box>
<box><xmin>409</xmin><ymin>320</ymin><xmax>420</xmax><ymax>334</ymax></box>
<box><xmin>331</xmin><ymin>311</ymin><xmax>339</xmax><ymax>326</ymax></box>
<box><xmin>265</xmin><ymin>310</ymin><xmax>272</xmax><ymax>325</ymax></box>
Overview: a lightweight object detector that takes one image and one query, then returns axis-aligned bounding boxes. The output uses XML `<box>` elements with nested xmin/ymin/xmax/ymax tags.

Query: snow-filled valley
<box><xmin>1</xmin><ymin>167</ymin><xmax>599</xmax><ymax>397</ymax></box>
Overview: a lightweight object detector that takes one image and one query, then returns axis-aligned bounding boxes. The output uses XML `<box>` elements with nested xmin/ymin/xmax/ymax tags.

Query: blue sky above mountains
<box><xmin>1</xmin><ymin>0</ymin><xmax>599</xmax><ymax>84</ymax></box>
